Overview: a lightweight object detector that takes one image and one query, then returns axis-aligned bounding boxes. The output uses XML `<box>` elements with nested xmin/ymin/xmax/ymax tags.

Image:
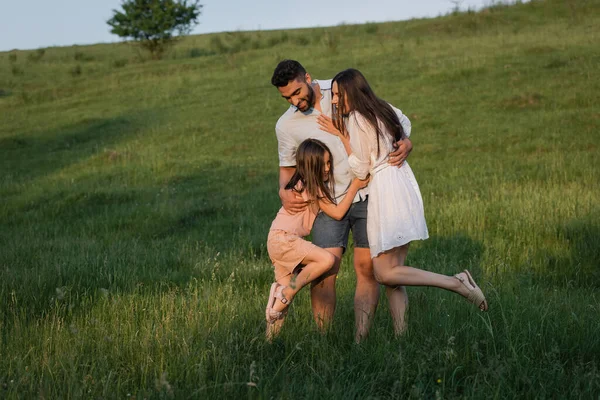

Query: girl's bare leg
<box><xmin>271</xmin><ymin>247</ymin><xmax>335</xmax><ymax>314</ymax></box>
<box><xmin>267</xmin><ymin>273</ymin><xmax>293</xmax><ymax>341</ymax></box>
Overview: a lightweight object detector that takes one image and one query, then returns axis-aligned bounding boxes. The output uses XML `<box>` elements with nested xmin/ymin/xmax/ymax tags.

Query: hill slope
<box><xmin>1</xmin><ymin>0</ymin><xmax>599</xmax><ymax>397</ymax></box>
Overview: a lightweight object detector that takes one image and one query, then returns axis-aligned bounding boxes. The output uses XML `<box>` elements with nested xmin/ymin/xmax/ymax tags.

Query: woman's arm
<box><xmin>317</xmin><ymin>113</ymin><xmax>373</xmax><ymax>179</ymax></box>
<box><xmin>317</xmin><ymin>115</ymin><xmax>353</xmax><ymax>155</ymax></box>
<box><xmin>346</xmin><ymin>113</ymin><xmax>375</xmax><ymax>180</ymax></box>
<box><xmin>317</xmin><ymin>178</ymin><xmax>369</xmax><ymax>220</ymax></box>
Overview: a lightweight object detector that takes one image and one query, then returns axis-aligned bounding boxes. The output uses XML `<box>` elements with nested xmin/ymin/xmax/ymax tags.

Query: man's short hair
<box><xmin>271</xmin><ymin>60</ymin><xmax>306</xmax><ymax>87</ymax></box>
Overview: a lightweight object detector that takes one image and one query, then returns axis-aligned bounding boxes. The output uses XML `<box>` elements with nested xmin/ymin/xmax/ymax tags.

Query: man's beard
<box><xmin>298</xmin><ymin>84</ymin><xmax>315</xmax><ymax>111</ymax></box>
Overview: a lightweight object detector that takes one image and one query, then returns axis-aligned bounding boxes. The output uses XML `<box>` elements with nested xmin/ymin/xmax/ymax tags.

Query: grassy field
<box><xmin>1</xmin><ymin>0</ymin><xmax>599</xmax><ymax>398</ymax></box>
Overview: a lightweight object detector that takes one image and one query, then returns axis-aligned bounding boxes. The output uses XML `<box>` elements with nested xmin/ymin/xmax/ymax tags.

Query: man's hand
<box><xmin>279</xmin><ymin>187</ymin><xmax>308</xmax><ymax>214</ymax></box>
<box><xmin>389</xmin><ymin>138</ymin><xmax>412</xmax><ymax>167</ymax></box>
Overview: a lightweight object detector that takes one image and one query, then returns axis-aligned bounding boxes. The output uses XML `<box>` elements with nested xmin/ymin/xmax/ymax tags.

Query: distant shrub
<box><xmin>545</xmin><ymin>58</ymin><xmax>568</xmax><ymax>69</ymax></box>
<box><xmin>209</xmin><ymin>35</ymin><xmax>229</xmax><ymax>54</ymax></box>
<box><xmin>209</xmin><ymin>33</ymin><xmax>246</xmax><ymax>54</ymax></box>
<box><xmin>267</xmin><ymin>32</ymin><xmax>289</xmax><ymax>47</ymax></box>
<box><xmin>27</xmin><ymin>49</ymin><xmax>45</xmax><ymax>63</ymax></box>
<box><xmin>322</xmin><ymin>31</ymin><xmax>338</xmax><ymax>54</ymax></box>
<box><xmin>8</xmin><ymin>52</ymin><xmax>17</xmax><ymax>63</ymax></box>
<box><xmin>188</xmin><ymin>47</ymin><xmax>214</xmax><ymax>58</ymax></box>
<box><xmin>249</xmin><ymin>32</ymin><xmax>263</xmax><ymax>49</ymax></box>
<box><xmin>112</xmin><ymin>59</ymin><xmax>128</xmax><ymax>68</ymax></box>
<box><xmin>230</xmin><ymin>32</ymin><xmax>250</xmax><ymax>53</ymax></box>
<box><xmin>501</xmin><ymin>92</ymin><xmax>543</xmax><ymax>109</ymax></box>
<box><xmin>70</xmin><ymin>64</ymin><xmax>82</xmax><ymax>77</ymax></box>
<box><xmin>209</xmin><ymin>31</ymin><xmax>290</xmax><ymax>55</ymax></box>
<box><xmin>293</xmin><ymin>36</ymin><xmax>310</xmax><ymax>46</ymax></box>
<box><xmin>11</xmin><ymin>65</ymin><xmax>23</xmax><ymax>75</ymax></box>
<box><xmin>0</xmin><ymin>89</ymin><xmax>11</xmax><ymax>98</ymax></box>
<box><xmin>18</xmin><ymin>91</ymin><xmax>30</xmax><ymax>104</ymax></box>
<box><xmin>525</xmin><ymin>45</ymin><xmax>556</xmax><ymax>55</ymax></box>
<box><xmin>363</xmin><ymin>22</ymin><xmax>379</xmax><ymax>34</ymax></box>
<box><xmin>74</xmin><ymin>51</ymin><xmax>94</xmax><ymax>62</ymax></box>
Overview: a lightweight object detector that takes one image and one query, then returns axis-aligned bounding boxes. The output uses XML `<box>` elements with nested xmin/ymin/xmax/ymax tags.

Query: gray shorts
<box><xmin>311</xmin><ymin>198</ymin><xmax>369</xmax><ymax>252</ymax></box>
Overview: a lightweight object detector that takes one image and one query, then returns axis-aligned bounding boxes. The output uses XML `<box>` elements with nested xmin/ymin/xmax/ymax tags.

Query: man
<box><xmin>270</xmin><ymin>59</ymin><xmax>412</xmax><ymax>341</ymax></box>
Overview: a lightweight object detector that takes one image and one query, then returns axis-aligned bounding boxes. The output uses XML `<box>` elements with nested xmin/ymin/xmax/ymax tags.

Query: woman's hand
<box><xmin>317</xmin><ymin>115</ymin><xmax>343</xmax><ymax>137</ymax></box>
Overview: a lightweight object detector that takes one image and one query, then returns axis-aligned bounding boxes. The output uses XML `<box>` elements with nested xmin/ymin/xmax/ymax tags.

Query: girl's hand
<box><xmin>317</xmin><ymin>115</ymin><xmax>342</xmax><ymax>137</ymax></box>
<box><xmin>352</xmin><ymin>175</ymin><xmax>371</xmax><ymax>190</ymax></box>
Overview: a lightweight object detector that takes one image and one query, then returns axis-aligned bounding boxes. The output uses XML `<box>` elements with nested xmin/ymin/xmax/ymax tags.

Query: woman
<box><xmin>318</xmin><ymin>68</ymin><xmax>487</xmax><ymax>339</ymax></box>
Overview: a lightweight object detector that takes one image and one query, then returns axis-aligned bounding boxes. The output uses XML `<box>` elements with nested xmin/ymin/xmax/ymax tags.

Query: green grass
<box><xmin>1</xmin><ymin>0</ymin><xmax>600</xmax><ymax>397</ymax></box>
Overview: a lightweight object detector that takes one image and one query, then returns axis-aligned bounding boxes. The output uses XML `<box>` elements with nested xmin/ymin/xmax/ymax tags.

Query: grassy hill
<box><xmin>1</xmin><ymin>0</ymin><xmax>599</xmax><ymax>397</ymax></box>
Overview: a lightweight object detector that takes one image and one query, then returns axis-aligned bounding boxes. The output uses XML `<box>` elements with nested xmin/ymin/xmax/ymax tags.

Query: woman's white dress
<box><xmin>346</xmin><ymin>107</ymin><xmax>429</xmax><ymax>258</ymax></box>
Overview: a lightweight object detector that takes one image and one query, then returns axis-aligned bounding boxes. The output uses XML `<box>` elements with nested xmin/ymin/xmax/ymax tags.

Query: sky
<box><xmin>2</xmin><ymin>0</ymin><xmax>502</xmax><ymax>52</ymax></box>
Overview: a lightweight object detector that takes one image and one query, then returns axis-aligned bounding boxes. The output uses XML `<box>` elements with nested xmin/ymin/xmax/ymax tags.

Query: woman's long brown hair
<box><xmin>285</xmin><ymin>139</ymin><xmax>336</xmax><ymax>204</ymax></box>
<box><xmin>332</xmin><ymin>68</ymin><xmax>404</xmax><ymax>157</ymax></box>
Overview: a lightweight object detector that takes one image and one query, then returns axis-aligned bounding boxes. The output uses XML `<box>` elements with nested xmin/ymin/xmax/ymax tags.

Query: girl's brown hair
<box><xmin>285</xmin><ymin>139</ymin><xmax>336</xmax><ymax>204</ymax></box>
<box><xmin>332</xmin><ymin>68</ymin><xmax>404</xmax><ymax>157</ymax></box>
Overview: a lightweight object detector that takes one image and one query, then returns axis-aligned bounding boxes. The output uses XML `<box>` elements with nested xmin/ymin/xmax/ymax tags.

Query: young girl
<box><xmin>265</xmin><ymin>138</ymin><xmax>369</xmax><ymax>340</ymax></box>
<box><xmin>318</xmin><ymin>68</ymin><xmax>487</xmax><ymax>337</ymax></box>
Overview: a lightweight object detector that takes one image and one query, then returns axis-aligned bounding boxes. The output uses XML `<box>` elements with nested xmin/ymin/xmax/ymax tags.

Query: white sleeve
<box><xmin>392</xmin><ymin>105</ymin><xmax>412</xmax><ymax>138</ymax></box>
<box><xmin>346</xmin><ymin>113</ymin><xmax>375</xmax><ymax>180</ymax></box>
<box><xmin>275</xmin><ymin>124</ymin><xmax>297</xmax><ymax>167</ymax></box>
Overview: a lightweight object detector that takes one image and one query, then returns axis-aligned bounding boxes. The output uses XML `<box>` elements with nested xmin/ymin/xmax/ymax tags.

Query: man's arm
<box><xmin>389</xmin><ymin>138</ymin><xmax>412</xmax><ymax>167</ymax></box>
<box><xmin>275</xmin><ymin>122</ymin><xmax>308</xmax><ymax>213</ymax></box>
<box><xmin>389</xmin><ymin>109</ymin><xmax>412</xmax><ymax>167</ymax></box>
<box><xmin>279</xmin><ymin>166</ymin><xmax>296</xmax><ymax>191</ymax></box>
<box><xmin>279</xmin><ymin>166</ymin><xmax>307</xmax><ymax>214</ymax></box>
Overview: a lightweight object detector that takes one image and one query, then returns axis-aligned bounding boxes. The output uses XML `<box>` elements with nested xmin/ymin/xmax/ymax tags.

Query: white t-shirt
<box><xmin>275</xmin><ymin>79</ymin><xmax>411</xmax><ymax>203</ymax></box>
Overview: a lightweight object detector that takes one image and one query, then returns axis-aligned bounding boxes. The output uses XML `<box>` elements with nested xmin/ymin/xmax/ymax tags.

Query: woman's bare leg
<box><xmin>386</xmin><ymin>285</ymin><xmax>408</xmax><ymax>336</ymax></box>
<box><xmin>372</xmin><ymin>247</ymin><xmax>484</xmax><ymax>309</ymax></box>
<box><xmin>382</xmin><ymin>244</ymin><xmax>409</xmax><ymax>336</ymax></box>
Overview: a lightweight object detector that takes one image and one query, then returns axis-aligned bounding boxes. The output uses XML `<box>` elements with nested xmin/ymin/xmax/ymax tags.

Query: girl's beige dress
<box><xmin>267</xmin><ymin>187</ymin><xmax>318</xmax><ymax>281</ymax></box>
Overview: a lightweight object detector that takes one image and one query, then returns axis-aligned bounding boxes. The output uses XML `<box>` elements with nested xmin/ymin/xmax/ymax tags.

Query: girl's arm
<box><xmin>317</xmin><ymin>178</ymin><xmax>369</xmax><ymax>220</ymax></box>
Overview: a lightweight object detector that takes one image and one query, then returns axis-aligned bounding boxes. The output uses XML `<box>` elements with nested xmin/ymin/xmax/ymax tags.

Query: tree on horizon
<box><xmin>107</xmin><ymin>0</ymin><xmax>202</xmax><ymax>59</ymax></box>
